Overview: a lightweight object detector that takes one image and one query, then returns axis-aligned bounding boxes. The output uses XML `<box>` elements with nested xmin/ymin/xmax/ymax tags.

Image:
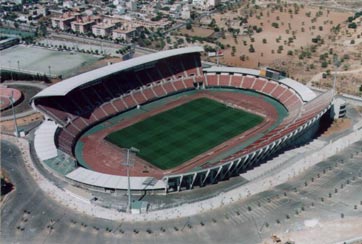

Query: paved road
<box><xmin>308</xmin><ymin>66</ymin><xmax>362</xmax><ymax>86</ymax></box>
<box><xmin>2</xmin><ymin>81</ymin><xmax>48</xmax><ymax>90</ymax></box>
<box><xmin>1</xmin><ymin>139</ymin><xmax>362</xmax><ymax>244</ymax></box>
<box><xmin>0</xmin><ymin>81</ymin><xmax>46</xmax><ymax>122</ymax></box>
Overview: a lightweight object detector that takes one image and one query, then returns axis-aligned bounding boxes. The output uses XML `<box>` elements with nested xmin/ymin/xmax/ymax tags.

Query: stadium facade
<box><xmin>31</xmin><ymin>47</ymin><xmax>334</xmax><ymax>193</ymax></box>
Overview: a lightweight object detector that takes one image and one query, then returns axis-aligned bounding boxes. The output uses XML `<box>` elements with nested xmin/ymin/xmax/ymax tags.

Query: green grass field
<box><xmin>106</xmin><ymin>98</ymin><xmax>263</xmax><ymax>170</ymax></box>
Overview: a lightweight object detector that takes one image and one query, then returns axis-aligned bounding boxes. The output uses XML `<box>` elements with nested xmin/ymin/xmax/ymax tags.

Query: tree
<box><xmin>271</xmin><ymin>22</ymin><xmax>279</xmax><ymax>28</ymax></box>
<box><xmin>249</xmin><ymin>44</ymin><xmax>255</xmax><ymax>53</ymax></box>
<box><xmin>348</xmin><ymin>22</ymin><xmax>357</xmax><ymax>29</ymax></box>
<box><xmin>231</xmin><ymin>46</ymin><xmax>236</xmax><ymax>56</ymax></box>
<box><xmin>186</xmin><ymin>22</ymin><xmax>192</xmax><ymax>30</ymax></box>
<box><xmin>209</xmin><ymin>18</ymin><xmax>216</xmax><ymax>28</ymax></box>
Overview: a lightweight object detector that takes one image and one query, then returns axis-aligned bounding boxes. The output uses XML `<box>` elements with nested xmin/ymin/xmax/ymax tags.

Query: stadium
<box><xmin>31</xmin><ymin>46</ymin><xmax>334</xmax><ymax>194</ymax></box>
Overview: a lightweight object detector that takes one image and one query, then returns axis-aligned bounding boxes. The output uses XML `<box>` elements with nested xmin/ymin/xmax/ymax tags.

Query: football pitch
<box><xmin>106</xmin><ymin>98</ymin><xmax>263</xmax><ymax>170</ymax></box>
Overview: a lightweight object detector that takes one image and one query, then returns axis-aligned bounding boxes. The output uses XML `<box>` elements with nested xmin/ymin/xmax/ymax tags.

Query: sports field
<box><xmin>0</xmin><ymin>45</ymin><xmax>99</xmax><ymax>77</ymax></box>
<box><xmin>106</xmin><ymin>98</ymin><xmax>263</xmax><ymax>170</ymax></box>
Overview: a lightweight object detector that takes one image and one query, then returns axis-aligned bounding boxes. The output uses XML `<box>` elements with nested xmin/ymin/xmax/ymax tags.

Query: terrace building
<box><xmin>51</xmin><ymin>12</ymin><xmax>77</xmax><ymax>30</ymax></box>
<box><xmin>92</xmin><ymin>19</ymin><xmax>121</xmax><ymax>37</ymax></box>
<box><xmin>112</xmin><ymin>25</ymin><xmax>142</xmax><ymax>42</ymax></box>
<box><xmin>70</xmin><ymin>16</ymin><xmax>97</xmax><ymax>34</ymax></box>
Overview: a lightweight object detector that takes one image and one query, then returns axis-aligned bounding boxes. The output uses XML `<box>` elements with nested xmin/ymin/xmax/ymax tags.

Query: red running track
<box><xmin>79</xmin><ymin>90</ymin><xmax>280</xmax><ymax>179</ymax></box>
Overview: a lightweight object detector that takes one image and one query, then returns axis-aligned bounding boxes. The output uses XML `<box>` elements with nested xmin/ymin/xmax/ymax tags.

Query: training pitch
<box><xmin>0</xmin><ymin>45</ymin><xmax>99</xmax><ymax>77</ymax></box>
<box><xmin>106</xmin><ymin>98</ymin><xmax>264</xmax><ymax>170</ymax></box>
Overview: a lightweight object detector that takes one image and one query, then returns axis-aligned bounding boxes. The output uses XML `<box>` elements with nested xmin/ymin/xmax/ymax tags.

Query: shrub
<box><xmin>271</xmin><ymin>22</ymin><xmax>279</xmax><ymax>28</ymax></box>
<box><xmin>321</xmin><ymin>61</ymin><xmax>328</xmax><ymax>68</ymax></box>
<box><xmin>348</xmin><ymin>22</ymin><xmax>357</xmax><ymax>29</ymax></box>
<box><xmin>249</xmin><ymin>44</ymin><xmax>255</xmax><ymax>53</ymax></box>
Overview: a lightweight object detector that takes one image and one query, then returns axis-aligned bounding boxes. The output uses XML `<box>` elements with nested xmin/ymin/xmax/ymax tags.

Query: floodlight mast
<box><xmin>333</xmin><ymin>54</ymin><xmax>339</xmax><ymax>97</ymax></box>
<box><xmin>216</xmin><ymin>44</ymin><xmax>220</xmax><ymax>66</ymax></box>
<box><xmin>125</xmin><ymin>147</ymin><xmax>139</xmax><ymax>213</ymax></box>
<box><xmin>0</xmin><ymin>94</ymin><xmax>18</xmax><ymax>137</ymax></box>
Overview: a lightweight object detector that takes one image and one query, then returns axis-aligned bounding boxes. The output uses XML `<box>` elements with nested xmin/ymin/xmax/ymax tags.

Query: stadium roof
<box><xmin>32</xmin><ymin>46</ymin><xmax>204</xmax><ymax>100</ymax></box>
<box><xmin>204</xmin><ymin>66</ymin><xmax>260</xmax><ymax>76</ymax></box>
<box><xmin>66</xmin><ymin>167</ymin><xmax>166</xmax><ymax>190</ymax></box>
<box><xmin>279</xmin><ymin>78</ymin><xmax>316</xmax><ymax>102</ymax></box>
<box><xmin>204</xmin><ymin>67</ymin><xmax>316</xmax><ymax>102</ymax></box>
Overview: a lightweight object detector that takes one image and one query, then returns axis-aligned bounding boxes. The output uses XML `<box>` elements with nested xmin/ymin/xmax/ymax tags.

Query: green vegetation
<box><xmin>116</xmin><ymin>46</ymin><xmax>132</xmax><ymax>55</ymax></box>
<box><xmin>106</xmin><ymin>98</ymin><xmax>263</xmax><ymax>170</ymax></box>
<box><xmin>271</xmin><ymin>22</ymin><xmax>279</xmax><ymax>28</ymax></box>
<box><xmin>249</xmin><ymin>44</ymin><xmax>255</xmax><ymax>53</ymax></box>
<box><xmin>0</xmin><ymin>70</ymin><xmax>50</xmax><ymax>83</ymax></box>
<box><xmin>348</xmin><ymin>22</ymin><xmax>357</xmax><ymax>29</ymax></box>
<box><xmin>0</xmin><ymin>27</ymin><xmax>35</xmax><ymax>43</ymax></box>
<box><xmin>347</xmin><ymin>11</ymin><xmax>362</xmax><ymax>23</ymax></box>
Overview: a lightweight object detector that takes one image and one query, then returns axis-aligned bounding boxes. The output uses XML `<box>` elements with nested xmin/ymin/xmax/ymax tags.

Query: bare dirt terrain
<box><xmin>0</xmin><ymin>113</ymin><xmax>43</xmax><ymax>133</ymax></box>
<box><xmin>179</xmin><ymin>27</ymin><xmax>214</xmax><ymax>38</ymax></box>
<box><xmin>213</xmin><ymin>4</ymin><xmax>350</xmax><ymax>68</ymax></box>
<box><xmin>261</xmin><ymin>217</ymin><xmax>362</xmax><ymax>244</ymax></box>
<box><xmin>321</xmin><ymin>118</ymin><xmax>352</xmax><ymax>138</ymax></box>
<box><xmin>181</xmin><ymin>1</ymin><xmax>362</xmax><ymax>96</ymax></box>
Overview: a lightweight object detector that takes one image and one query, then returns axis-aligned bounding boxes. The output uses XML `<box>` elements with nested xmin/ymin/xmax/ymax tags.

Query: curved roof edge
<box><xmin>204</xmin><ymin>66</ymin><xmax>260</xmax><ymax>76</ymax></box>
<box><xmin>278</xmin><ymin>78</ymin><xmax>316</xmax><ymax>102</ymax></box>
<box><xmin>204</xmin><ymin>66</ymin><xmax>316</xmax><ymax>102</ymax></box>
<box><xmin>66</xmin><ymin>167</ymin><xmax>165</xmax><ymax>190</ymax></box>
<box><xmin>32</xmin><ymin>46</ymin><xmax>204</xmax><ymax>101</ymax></box>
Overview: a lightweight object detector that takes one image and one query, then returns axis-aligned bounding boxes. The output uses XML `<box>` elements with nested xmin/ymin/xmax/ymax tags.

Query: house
<box><xmin>71</xmin><ymin>16</ymin><xmax>96</xmax><ymax>34</ymax></box>
<box><xmin>51</xmin><ymin>12</ymin><xmax>77</xmax><ymax>30</ymax></box>
<box><xmin>112</xmin><ymin>24</ymin><xmax>142</xmax><ymax>42</ymax></box>
<box><xmin>92</xmin><ymin>19</ymin><xmax>121</xmax><ymax>37</ymax></box>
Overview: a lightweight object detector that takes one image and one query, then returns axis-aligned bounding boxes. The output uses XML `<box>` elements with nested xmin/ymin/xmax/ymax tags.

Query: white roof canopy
<box><xmin>279</xmin><ymin>78</ymin><xmax>316</xmax><ymax>102</ymax></box>
<box><xmin>32</xmin><ymin>46</ymin><xmax>204</xmax><ymax>101</ymax></box>
<box><xmin>66</xmin><ymin>167</ymin><xmax>165</xmax><ymax>190</ymax></box>
<box><xmin>204</xmin><ymin>66</ymin><xmax>260</xmax><ymax>76</ymax></box>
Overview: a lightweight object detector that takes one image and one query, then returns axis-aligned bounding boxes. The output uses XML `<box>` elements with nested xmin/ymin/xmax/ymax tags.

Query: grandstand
<box><xmin>31</xmin><ymin>47</ymin><xmax>334</xmax><ymax>193</ymax></box>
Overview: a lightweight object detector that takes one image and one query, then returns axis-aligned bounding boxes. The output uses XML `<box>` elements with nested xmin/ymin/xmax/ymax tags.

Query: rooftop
<box><xmin>32</xmin><ymin>46</ymin><xmax>204</xmax><ymax>100</ymax></box>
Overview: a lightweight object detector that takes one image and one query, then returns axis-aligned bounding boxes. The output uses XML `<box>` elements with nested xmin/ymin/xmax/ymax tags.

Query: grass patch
<box><xmin>106</xmin><ymin>98</ymin><xmax>263</xmax><ymax>170</ymax></box>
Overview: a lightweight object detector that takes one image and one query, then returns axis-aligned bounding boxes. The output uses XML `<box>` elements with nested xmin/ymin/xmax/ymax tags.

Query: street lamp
<box><xmin>2</xmin><ymin>92</ymin><xmax>19</xmax><ymax>137</ymax></box>
<box><xmin>48</xmin><ymin>65</ymin><xmax>52</xmax><ymax>78</ymax></box>
<box><xmin>123</xmin><ymin>147</ymin><xmax>139</xmax><ymax>213</ymax></box>
<box><xmin>10</xmin><ymin>94</ymin><xmax>19</xmax><ymax>137</ymax></box>
<box><xmin>333</xmin><ymin>54</ymin><xmax>340</xmax><ymax>95</ymax></box>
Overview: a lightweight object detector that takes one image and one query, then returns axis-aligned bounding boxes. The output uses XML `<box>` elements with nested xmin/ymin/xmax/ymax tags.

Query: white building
<box><xmin>193</xmin><ymin>0</ymin><xmax>220</xmax><ymax>8</ymax></box>
<box><xmin>207</xmin><ymin>0</ymin><xmax>220</xmax><ymax>7</ymax></box>
<box><xmin>127</xmin><ymin>0</ymin><xmax>137</xmax><ymax>11</ymax></box>
<box><xmin>181</xmin><ymin>5</ymin><xmax>191</xmax><ymax>20</ymax></box>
